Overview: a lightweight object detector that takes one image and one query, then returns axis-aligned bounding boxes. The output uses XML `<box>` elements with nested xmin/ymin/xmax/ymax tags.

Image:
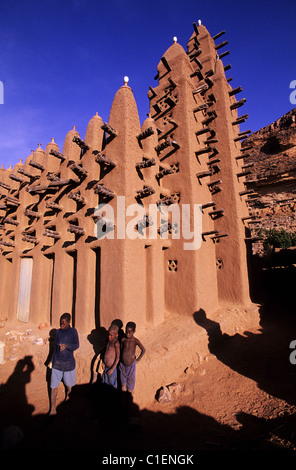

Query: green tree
<box><xmin>263</xmin><ymin>228</ymin><xmax>293</xmax><ymax>252</ymax></box>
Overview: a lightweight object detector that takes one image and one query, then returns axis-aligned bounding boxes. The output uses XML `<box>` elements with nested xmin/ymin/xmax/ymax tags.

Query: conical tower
<box><xmin>146</xmin><ymin>22</ymin><xmax>252</xmax><ymax>317</ymax></box>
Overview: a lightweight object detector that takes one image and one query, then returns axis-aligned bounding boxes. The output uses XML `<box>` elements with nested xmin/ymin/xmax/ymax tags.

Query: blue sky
<box><xmin>0</xmin><ymin>0</ymin><xmax>295</xmax><ymax>168</ymax></box>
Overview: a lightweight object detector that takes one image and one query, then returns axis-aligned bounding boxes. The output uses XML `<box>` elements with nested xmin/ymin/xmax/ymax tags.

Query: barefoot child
<box><xmin>119</xmin><ymin>322</ymin><xmax>146</xmax><ymax>393</ymax></box>
<box><xmin>101</xmin><ymin>324</ymin><xmax>120</xmax><ymax>388</ymax></box>
<box><xmin>49</xmin><ymin>313</ymin><xmax>79</xmax><ymax>415</ymax></box>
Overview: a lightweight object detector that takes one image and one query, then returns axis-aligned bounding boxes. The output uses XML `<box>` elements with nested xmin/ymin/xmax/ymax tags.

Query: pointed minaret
<box><xmin>98</xmin><ymin>78</ymin><xmax>148</xmax><ymax>331</ymax></box>
<box><xmin>187</xmin><ymin>23</ymin><xmax>251</xmax><ymax>306</ymax></box>
<box><xmin>69</xmin><ymin>113</ymin><xmax>104</xmax><ymax>333</ymax></box>
<box><xmin>44</xmin><ymin>138</ymin><xmax>61</xmax><ymax>173</ymax></box>
<box><xmin>148</xmin><ymin>35</ymin><xmax>220</xmax><ymax>315</ymax></box>
<box><xmin>62</xmin><ymin>126</ymin><xmax>81</xmax><ymax>169</ymax></box>
<box><xmin>84</xmin><ymin>112</ymin><xmax>105</xmax><ymax>152</ymax></box>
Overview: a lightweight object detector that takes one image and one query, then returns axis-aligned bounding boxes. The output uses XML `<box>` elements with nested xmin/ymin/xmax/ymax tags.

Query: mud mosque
<box><xmin>0</xmin><ymin>23</ymin><xmax>257</xmax><ymax>335</ymax></box>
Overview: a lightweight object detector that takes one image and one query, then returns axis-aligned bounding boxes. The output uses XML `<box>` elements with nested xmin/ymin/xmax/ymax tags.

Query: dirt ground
<box><xmin>1</xmin><ymin>267</ymin><xmax>296</xmax><ymax>452</ymax></box>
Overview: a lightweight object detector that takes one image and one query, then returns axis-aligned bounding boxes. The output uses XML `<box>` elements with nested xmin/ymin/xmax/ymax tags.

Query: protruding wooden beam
<box><xmin>22</xmin><ymin>234</ymin><xmax>38</xmax><ymax>244</ymax></box>
<box><xmin>45</xmin><ymin>201</ymin><xmax>63</xmax><ymax>211</ymax></box>
<box><xmin>193</xmin><ymin>104</ymin><xmax>209</xmax><ymax>113</ymax></box>
<box><xmin>193</xmin><ymin>22</ymin><xmax>199</xmax><ymax>35</ymax></box>
<box><xmin>29</xmin><ymin>160</ymin><xmax>45</xmax><ymax>171</ymax></box>
<box><xmin>209</xmin><ymin>209</ymin><xmax>224</xmax><ymax>217</ymax></box>
<box><xmin>239</xmin><ymin>189</ymin><xmax>255</xmax><ymax>196</ymax></box>
<box><xmin>156</xmin><ymin>196</ymin><xmax>175</xmax><ymax>207</ymax></box>
<box><xmin>218</xmin><ymin>51</ymin><xmax>229</xmax><ymax>60</ymax></box>
<box><xmin>236</xmin><ymin>153</ymin><xmax>251</xmax><ymax>160</ymax></box>
<box><xmin>48</xmin><ymin>178</ymin><xmax>80</xmax><ymax>188</ymax></box>
<box><xmin>215</xmin><ymin>40</ymin><xmax>228</xmax><ymax>50</ymax></box>
<box><xmin>230</xmin><ymin>98</ymin><xmax>246</xmax><ymax>110</ymax></box>
<box><xmin>68</xmin><ymin>224</ymin><xmax>85</xmax><ymax>235</ymax></box>
<box><xmin>136</xmin><ymin>158</ymin><xmax>156</xmax><ymax>170</ymax></box>
<box><xmin>0</xmin><ymin>240</ymin><xmax>14</xmax><ymax>247</ymax></box>
<box><xmin>212</xmin><ymin>30</ymin><xmax>226</xmax><ymax>41</ymax></box>
<box><xmin>232</xmin><ymin>114</ymin><xmax>248</xmax><ymax>125</ymax></box>
<box><xmin>202</xmin><ymin>230</ymin><xmax>219</xmax><ymax>237</ymax></box>
<box><xmin>43</xmin><ymin>228</ymin><xmax>61</xmax><ymax>239</ymax></box>
<box><xmin>244</xmin><ymin>236</ymin><xmax>263</xmax><ymax>242</ymax></box>
<box><xmin>189</xmin><ymin>48</ymin><xmax>202</xmax><ymax>61</ymax></box>
<box><xmin>242</xmin><ymin>162</ymin><xmax>254</xmax><ymax>169</ymax></box>
<box><xmin>0</xmin><ymin>182</ymin><xmax>11</xmax><ymax>190</ymax></box>
<box><xmin>195</xmin><ymin>147</ymin><xmax>213</xmax><ymax>157</ymax></box>
<box><xmin>241</xmin><ymin>145</ymin><xmax>253</xmax><ymax>152</ymax></box>
<box><xmin>68</xmin><ymin>192</ymin><xmax>85</xmax><ymax>203</ymax></box>
<box><xmin>18</xmin><ymin>168</ymin><xmax>39</xmax><ymax>180</ymax></box>
<box><xmin>93</xmin><ymin>215</ymin><xmax>115</xmax><ymax>231</ymax></box>
<box><xmin>237</xmin><ymin>170</ymin><xmax>251</xmax><ymax>178</ymax></box>
<box><xmin>135</xmin><ymin>215</ymin><xmax>153</xmax><ymax>232</ymax></box>
<box><xmin>148</xmin><ymin>86</ymin><xmax>157</xmax><ymax>99</ymax></box>
<box><xmin>229</xmin><ymin>86</ymin><xmax>243</xmax><ymax>97</ymax></box>
<box><xmin>4</xmin><ymin>196</ymin><xmax>20</xmax><ymax>206</ymax></box>
<box><xmin>94</xmin><ymin>152</ymin><xmax>116</xmax><ymax>168</ymax></box>
<box><xmin>49</xmin><ymin>149</ymin><xmax>66</xmax><ymax>162</ymax></box>
<box><xmin>136</xmin><ymin>186</ymin><xmax>155</xmax><ymax>198</ymax></box>
<box><xmin>234</xmin><ymin>131</ymin><xmax>251</xmax><ymax>142</ymax></box>
<box><xmin>242</xmin><ymin>215</ymin><xmax>257</xmax><ymax>221</ymax></box>
<box><xmin>195</xmin><ymin>127</ymin><xmax>212</xmax><ymax>136</ymax></box>
<box><xmin>137</xmin><ymin>126</ymin><xmax>155</xmax><ymax>142</ymax></box>
<box><xmin>161</xmin><ymin>56</ymin><xmax>171</xmax><ymax>73</ymax></box>
<box><xmin>101</xmin><ymin>122</ymin><xmax>118</xmax><ymax>137</ymax></box>
<box><xmin>207</xmin><ymin>179</ymin><xmax>222</xmax><ymax>193</ymax></box>
<box><xmin>156</xmin><ymin>167</ymin><xmax>174</xmax><ymax>179</ymax></box>
<box><xmin>201</xmin><ymin>202</ymin><xmax>215</xmax><ymax>210</ymax></box>
<box><xmin>202</xmin><ymin>113</ymin><xmax>217</xmax><ymax>126</ymax></box>
<box><xmin>4</xmin><ymin>217</ymin><xmax>19</xmax><ymax>226</ymax></box>
<box><xmin>196</xmin><ymin>170</ymin><xmax>212</xmax><ymax>179</ymax></box>
<box><xmin>94</xmin><ymin>184</ymin><xmax>115</xmax><ymax>198</ymax></box>
<box><xmin>193</xmin><ymin>83</ymin><xmax>209</xmax><ymax>95</ymax></box>
<box><xmin>25</xmin><ymin>209</ymin><xmax>42</xmax><ymax>218</ymax></box>
<box><xmin>10</xmin><ymin>174</ymin><xmax>24</xmax><ymax>183</ymax></box>
<box><xmin>211</xmin><ymin>233</ymin><xmax>228</xmax><ymax>241</ymax></box>
<box><xmin>69</xmin><ymin>162</ymin><xmax>89</xmax><ymax>177</ymax></box>
<box><xmin>72</xmin><ymin>135</ymin><xmax>90</xmax><ymax>152</ymax></box>
<box><xmin>155</xmin><ymin>138</ymin><xmax>180</xmax><ymax>154</ymax></box>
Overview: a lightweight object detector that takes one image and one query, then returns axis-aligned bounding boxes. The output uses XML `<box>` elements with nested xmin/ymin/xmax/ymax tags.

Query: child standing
<box><xmin>49</xmin><ymin>313</ymin><xmax>79</xmax><ymax>415</ymax></box>
<box><xmin>119</xmin><ymin>321</ymin><xmax>146</xmax><ymax>393</ymax></box>
<box><xmin>101</xmin><ymin>324</ymin><xmax>120</xmax><ymax>388</ymax></box>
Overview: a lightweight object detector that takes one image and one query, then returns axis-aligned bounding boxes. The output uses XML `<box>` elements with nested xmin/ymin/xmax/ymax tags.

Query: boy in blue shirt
<box><xmin>49</xmin><ymin>313</ymin><xmax>79</xmax><ymax>415</ymax></box>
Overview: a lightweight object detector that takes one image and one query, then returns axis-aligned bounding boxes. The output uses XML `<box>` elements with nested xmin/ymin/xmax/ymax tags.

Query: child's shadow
<box><xmin>194</xmin><ymin>309</ymin><xmax>229</xmax><ymax>354</ymax></box>
<box><xmin>87</xmin><ymin>327</ymin><xmax>108</xmax><ymax>383</ymax></box>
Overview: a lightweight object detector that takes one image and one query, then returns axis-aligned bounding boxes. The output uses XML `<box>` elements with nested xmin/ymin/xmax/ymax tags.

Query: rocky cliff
<box><xmin>242</xmin><ymin>109</ymin><xmax>296</xmax><ymax>252</ymax></box>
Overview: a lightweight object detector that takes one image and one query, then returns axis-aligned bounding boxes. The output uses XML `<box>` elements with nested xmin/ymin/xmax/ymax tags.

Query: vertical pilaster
<box><xmin>145</xmin><ymin>244</ymin><xmax>165</xmax><ymax>326</ymax></box>
<box><xmin>74</xmin><ymin>248</ymin><xmax>96</xmax><ymax>333</ymax></box>
<box><xmin>29</xmin><ymin>251</ymin><xmax>53</xmax><ymax>325</ymax></box>
<box><xmin>51</xmin><ymin>251</ymin><xmax>74</xmax><ymax>326</ymax></box>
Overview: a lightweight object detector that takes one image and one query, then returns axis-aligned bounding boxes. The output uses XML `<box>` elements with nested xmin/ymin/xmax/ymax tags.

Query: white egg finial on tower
<box><xmin>198</xmin><ymin>19</ymin><xmax>202</xmax><ymax>26</ymax></box>
<box><xmin>173</xmin><ymin>36</ymin><xmax>177</xmax><ymax>43</ymax></box>
<box><xmin>124</xmin><ymin>76</ymin><xmax>129</xmax><ymax>85</ymax></box>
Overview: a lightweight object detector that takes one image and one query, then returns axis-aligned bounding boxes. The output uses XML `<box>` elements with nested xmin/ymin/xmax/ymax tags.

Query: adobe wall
<box><xmin>0</xmin><ymin>22</ymin><xmax>255</xmax><ymax>337</ymax></box>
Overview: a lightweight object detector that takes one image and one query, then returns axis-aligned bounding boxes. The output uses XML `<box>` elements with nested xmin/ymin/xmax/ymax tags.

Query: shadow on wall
<box><xmin>87</xmin><ymin>326</ymin><xmax>108</xmax><ymax>383</ymax></box>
